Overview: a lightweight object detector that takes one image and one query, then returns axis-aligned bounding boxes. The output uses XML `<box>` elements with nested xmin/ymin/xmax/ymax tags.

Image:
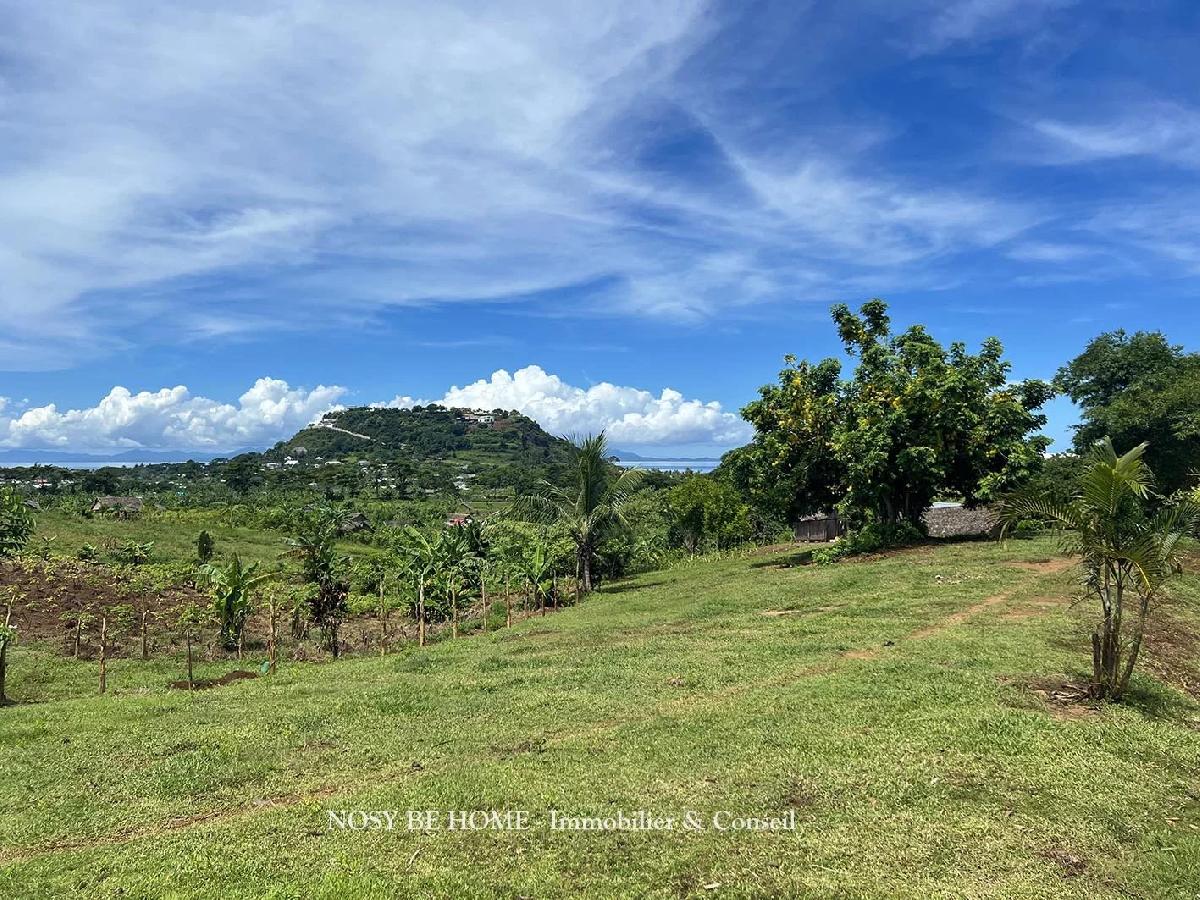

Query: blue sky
<box><xmin>1</xmin><ymin>0</ymin><xmax>1198</xmax><ymax>454</ymax></box>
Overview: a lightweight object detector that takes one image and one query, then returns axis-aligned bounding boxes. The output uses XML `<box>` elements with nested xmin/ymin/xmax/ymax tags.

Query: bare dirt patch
<box><xmin>1007</xmin><ymin>558</ymin><xmax>1076</xmax><ymax>575</ymax></box>
<box><xmin>911</xmin><ymin>591</ymin><xmax>1014</xmax><ymax>639</ymax></box>
<box><xmin>1141</xmin><ymin>611</ymin><xmax>1200</xmax><ymax>700</ymax></box>
<box><xmin>0</xmin><ymin>558</ymin><xmax>203</xmax><ymax>657</ymax></box>
<box><xmin>1017</xmin><ymin>675</ymin><xmax>1100</xmax><ymax>720</ymax></box>
<box><xmin>998</xmin><ymin>596</ymin><xmax>1066</xmax><ymax>623</ymax></box>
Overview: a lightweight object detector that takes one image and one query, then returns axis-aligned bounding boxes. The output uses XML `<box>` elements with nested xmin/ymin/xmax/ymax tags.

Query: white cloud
<box><xmin>387</xmin><ymin>365</ymin><xmax>751</xmax><ymax>446</ymax></box>
<box><xmin>0</xmin><ymin>367</ymin><xmax>748</xmax><ymax>451</ymax></box>
<box><xmin>0</xmin><ymin>379</ymin><xmax>346</xmax><ymax>452</ymax></box>
<box><xmin>1032</xmin><ymin>104</ymin><xmax>1200</xmax><ymax>166</ymax></box>
<box><xmin>912</xmin><ymin>0</ymin><xmax>1076</xmax><ymax>55</ymax></box>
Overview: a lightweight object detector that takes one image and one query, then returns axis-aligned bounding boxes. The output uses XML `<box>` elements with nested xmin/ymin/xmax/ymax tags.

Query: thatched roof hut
<box><xmin>922</xmin><ymin>505</ymin><xmax>1001</xmax><ymax>540</ymax></box>
<box><xmin>338</xmin><ymin>511</ymin><xmax>373</xmax><ymax>534</ymax></box>
<box><xmin>91</xmin><ymin>496</ymin><xmax>144</xmax><ymax>518</ymax></box>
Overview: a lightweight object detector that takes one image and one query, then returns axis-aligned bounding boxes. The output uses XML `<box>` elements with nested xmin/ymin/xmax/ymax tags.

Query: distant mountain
<box><xmin>612</xmin><ymin>448</ymin><xmax>721</xmax><ymax>462</ymax></box>
<box><xmin>0</xmin><ymin>448</ymin><xmax>245</xmax><ymax>465</ymax></box>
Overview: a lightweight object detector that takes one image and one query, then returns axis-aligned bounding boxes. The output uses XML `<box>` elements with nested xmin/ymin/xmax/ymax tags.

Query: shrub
<box><xmin>0</xmin><ymin>488</ymin><xmax>34</xmax><ymax>559</ymax></box>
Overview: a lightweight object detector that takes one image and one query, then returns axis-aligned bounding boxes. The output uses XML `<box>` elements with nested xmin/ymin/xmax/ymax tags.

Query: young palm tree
<box><xmin>520</xmin><ymin>432</ymin><xmax>643</xmax><ymax>593</ymax></box>
<box><xmin>999</xmin><ymin>439</ymin><xmax>1199</xmax><ymax>701</ymax></box>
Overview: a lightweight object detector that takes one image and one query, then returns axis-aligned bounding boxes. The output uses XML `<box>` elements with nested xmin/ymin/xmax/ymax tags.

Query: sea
<box><xmin>616</xmin><ymin>458</ymin><xmax>719</xmax><ymax>474</ymax></box>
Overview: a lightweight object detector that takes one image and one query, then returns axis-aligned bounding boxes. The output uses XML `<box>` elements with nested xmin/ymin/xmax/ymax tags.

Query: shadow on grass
<box><xmin>1122</xmin><ymin>675</ymin><xmax>1199</xmax><ymax>724</ymax></box>
<box><xmin>748</xmin><ymin>549</ymin><xmax>816</xmax><ymax>570</ymax></box>
<box><xmin>598</xmin><ymin>578</ymin><xmax>670</xmax><ymax>595</ymax></box>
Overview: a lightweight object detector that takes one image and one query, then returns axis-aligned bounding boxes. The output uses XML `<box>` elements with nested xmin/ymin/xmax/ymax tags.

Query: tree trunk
<box><xmin>480</xmin><ymin>578</ymin><xmax>488</xmax><ymax>633</ymax></box>
<box><xmin>74</xmin><ymin>618</ymin><xmax>82</xmax><ymax>659</ymax></box>
<box><xmin>582</xmin><ymin>551</ymin><xmax>592</xmax><ymax>594</ymax></box>
<box><xmin>98</xmin><ymin>616</ymin><xmax>107</xmax><ymax>695</ymax></box>
<box><xmin>379</xmin><ymin>584</ymin><xmax>389</xmax><ymax>655</ymax></box>
<box><xmin>552</xmin><ymin>574</ymin><xmax>558</xmax><ymax>609</ymax></box>
<box><xmin>1116</xmin><ymin>592</ymin><xmax>1152</xmax><ymax>699</ymax></box>
<box><xmin>418</xmin><ymin>577</ymin><xmax>426</xmax><ymax>647</ymax></box>
<box><xmin>451</xmin><ymin>587</ymin><xmax>459</xmax><ymax>638</ymax></box>
<box><xmin>505</xmin><ymin>576</ymin><xmax>512</xmax><ymax>628</ymax></box>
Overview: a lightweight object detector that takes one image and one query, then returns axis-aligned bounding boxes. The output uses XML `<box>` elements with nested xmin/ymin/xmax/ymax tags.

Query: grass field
<box><xmin>30</xmin><ymin>508</ymin><xmax>375</xmax><ymax>569</ymax></box>
<box><xmin>2</xmin><ymin>536</ymin><xmax>1199</xmax><ymax>898</ymax></box>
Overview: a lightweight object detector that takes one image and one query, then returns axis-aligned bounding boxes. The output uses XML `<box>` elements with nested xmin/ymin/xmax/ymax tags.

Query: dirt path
<box><xmin>0</xmin><ymin>555</ymin><xmax>1077</xmax><ymax>868</ymax></box>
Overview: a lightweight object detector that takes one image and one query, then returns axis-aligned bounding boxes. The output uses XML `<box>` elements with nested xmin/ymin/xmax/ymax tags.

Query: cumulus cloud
<box><xmin>0</xmin><ymin>367</ymin><xmax>748</xmax><ymax>451</ymax></box>
<box><xmin>387</xmin><ymin>365</ymin><xmax>751</xmax><ymax>447</ymax></box>
<box><xmin>0</xmin><ymin>379</ymin><xmax>346</xmax><ymax>452</ymax></box>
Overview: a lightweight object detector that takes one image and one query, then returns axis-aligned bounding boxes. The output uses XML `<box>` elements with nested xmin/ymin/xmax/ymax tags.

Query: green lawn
<box><xmin>2</xmin><ymin>536</ymin><xmax>1199</xmax><ymax>898</ymax></box>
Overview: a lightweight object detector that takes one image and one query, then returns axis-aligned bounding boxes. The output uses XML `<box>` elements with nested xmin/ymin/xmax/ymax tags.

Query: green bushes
<box><xmin>812</xmin><ymin>522</ymin><xmax>925</xmax><ymax>565</ymax></box>
<box><xmin>0</xmin><ymin>488</ymin><xmax>34</xmax><ymax>559</ymax></box>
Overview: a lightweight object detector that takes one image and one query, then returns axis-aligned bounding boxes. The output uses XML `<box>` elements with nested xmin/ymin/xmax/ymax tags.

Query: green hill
<box><xmin>269</xmin><ymin>405</ymin><xmax>574</xmax><ymax>468</ymax></box>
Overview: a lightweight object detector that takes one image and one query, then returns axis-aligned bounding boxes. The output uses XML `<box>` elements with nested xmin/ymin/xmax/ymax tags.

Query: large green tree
<box><xmin>666</xmin><ymin>475</ymin><xmax>751</xmax><ymax>553</ymax></box>
<box><xmin>1056</xmin><ymin>329</ymin><xmax>1200</xmax><ymax>494</ymax></box>
<box><xmin>740</xmin><ymin>300</ymin><xmax>1053</xmax><ymax>528</ymax></box>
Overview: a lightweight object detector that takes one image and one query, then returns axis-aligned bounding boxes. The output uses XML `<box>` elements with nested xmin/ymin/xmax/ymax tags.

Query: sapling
<box><xmin>177</xmin><ymin>604</ymin><xmax>206</xmax><ymax>690</ymax></box>
<box><xmin>98</xmin><ymin>615</ymin><xmax>108</xmax><ymax>695</ymax></box>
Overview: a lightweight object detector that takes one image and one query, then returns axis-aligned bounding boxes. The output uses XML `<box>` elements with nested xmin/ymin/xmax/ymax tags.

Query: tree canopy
<box><xmin>1056</xmin><ymin>329</ymin><xmax>1200</xmax><ymax>494</ymax></box>
<box><xmin>734</xmin><ymin>300</ymin><xmax>1053</xmax><ymax>527</ymax></box>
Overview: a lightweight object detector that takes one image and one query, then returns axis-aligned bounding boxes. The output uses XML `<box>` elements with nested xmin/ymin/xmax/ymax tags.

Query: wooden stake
<box><xmin>140</xmin><ymin>611</ymin><xmax>149</xmax><ymax>661</ymax></box>
<box><xmin>418</xmin><ymin>577</ymin><xmax>426</xmax><ymax>647</ymax></box>
<box><xmin>0</xmin><ymin>602</ymin><xmax>12</xmax><ymax>707</ymax></box>
<box><xmin>186</xmin><ymin>629</ymin><xmax>195</xmax><ymax>690</ymax></box>
<box><xmin>98</xmin><ymin>615</ymin><xmax>107</xmax><ymax>695</ymax></box>
<box><xmin>505</xmin><ymin>576</ymin><xmax>512</xmax><ymax>628</ymax></box>
<box><xmin>268</xmin><ymin>597</ymin><xmax>278</xmax><ymax>675</ymax></box>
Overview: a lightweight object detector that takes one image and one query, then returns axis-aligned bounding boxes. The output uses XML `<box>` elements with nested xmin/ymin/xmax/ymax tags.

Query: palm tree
<box><xmin>999</xmin><ymin>439</ymin><xmax>1199</xmax><ymax>701</ymax></box>
<box><xmin>201</xmin><ymin>554</ymin><xmax>274</xmax><ymax>652</ymax></box>
<box><xmin>519</xmin><ymin>432</ymin><xmax>642</xmax><ymax>593</ymax></box>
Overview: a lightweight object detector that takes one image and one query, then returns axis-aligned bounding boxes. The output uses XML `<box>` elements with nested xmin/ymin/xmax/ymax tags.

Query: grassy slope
<box><xmin>1</xmin><ymin>537</ymin><xmax>1199</xmax><ymax>899</ymax></box>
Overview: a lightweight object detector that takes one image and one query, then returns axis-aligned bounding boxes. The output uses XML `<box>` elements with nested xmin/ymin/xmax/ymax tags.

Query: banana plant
<box><xmin>201</xmin><ymin>553</ymin><xmax>275</xmax><ymax>652</ymax></box>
